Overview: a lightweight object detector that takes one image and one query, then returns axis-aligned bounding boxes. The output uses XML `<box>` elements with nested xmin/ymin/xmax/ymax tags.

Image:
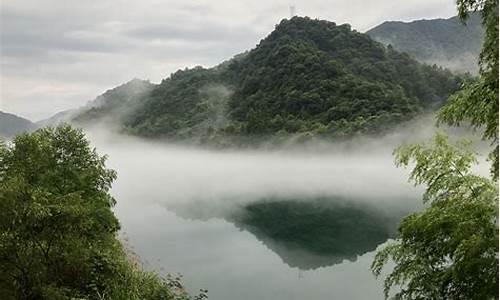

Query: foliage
<box><xmin>438</xmin><ymin>0</ymin><xmax>499</xmax><ymax>179</ymax></box>
<box><xmin>227</xmin><ymin>17</ymin><xmax>459</xmax><ymax>138</ymax></box>
<box><xmin>0</xmin><ymin>125</ymin><xmax>192</xmax><ymax>299</ymax></box>
<box><xmin>124</xmin><ymin>67</ymin><xmax>231</xmax><ymax>139</ymax></box>
<box><xmin>373</xmin><ymin>2</ymin><xmax>499</xmax><ymax>298</ymax></box>
<box><xmin>73</xmin><ymin>17</ymin><xmax>462</xmax><ymax>144</ymax></box>
<box><xmin>372</xmin><ymin>133</ymin><xmax>499</xmax><ymax>299</ymax></box>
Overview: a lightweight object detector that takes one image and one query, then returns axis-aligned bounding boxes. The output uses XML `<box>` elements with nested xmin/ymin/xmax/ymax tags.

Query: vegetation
<box><xmin>372</xmin><ymin>134</ymin><xmax>498</xmax><ymax>299</ymax></box>
<box><xmin>68</xmin><ymin>17</ymin><xmax>462</xmax><ymax>144</ymax></box>
<box><xmin>367</xmin><ymin>12</ymin><xmax>484</xmax><ymax>73</ymax></box>
<box><xmin>225</xmin><ymin>18</ymin><xmax>459</xmax><ymax>137</ymax></box>
<box><xmin>438</xmin><ymin>0</ymin><xmax>499</xmax><ymax>180</ymax></box>
<box><xmin>1</xmin><ymin>5</ymin><xmax>494</xmax><ymax>300</ymax></box>
<box><xmin>372</xmin><ymin>1</ymin><xmax>499</xmax><ymax>299</ymax></box>
<box><xmin>123</xmin><ymin>67</ymin><xmax>229</xmax><ymax>139</ymax></box>
<box><xmin>0</xmin><ymin>125</ymin><xmax>194</xmax><ymax>299</ymax></box>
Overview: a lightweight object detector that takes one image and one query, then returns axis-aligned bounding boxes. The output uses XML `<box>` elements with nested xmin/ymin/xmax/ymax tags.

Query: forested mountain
<box><xmin>66</xmin><ymin>17</ymin><xmax>462</xmax><ymax>144</ymax></box>
<box><xmin>219</xmin><ymin>17</ymin><xmax>459</xmax><ymax>137</ymax></box>
<box><xmin>0</xmin><ymin>111</ymin><xmax>36</xmax><ymax>138</ymax></box>
<box><xmin>366</xmin><ymin>13</ymin><xmax>483</xmax><ymax>73</ymax></box>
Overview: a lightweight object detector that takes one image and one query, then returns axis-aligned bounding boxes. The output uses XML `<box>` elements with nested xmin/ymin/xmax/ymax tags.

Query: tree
<box><xmin>0</xmin><ymin>125</ymin><xmax>191</xmax><ymax>299</ymax></box>
<box><xmin>372</xmin><ymin>134</ymin><xmax>498</xmax><ymax>299</ymax></box>
<box><xmin>438</xmin><ymin>0</ymin><xmax>499</xmax><ymax>179</ymax></box>
<box><xmin>372</xmin><ymin>1</ymin><xmax>499</xmax><ymax>298</ymax></box>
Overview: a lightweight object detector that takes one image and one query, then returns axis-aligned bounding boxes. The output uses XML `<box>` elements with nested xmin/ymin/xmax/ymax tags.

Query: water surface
<box><xmin>93</xmin><ymin>136</ymin><xmax>421</xmax><ymax>299</ymax></box>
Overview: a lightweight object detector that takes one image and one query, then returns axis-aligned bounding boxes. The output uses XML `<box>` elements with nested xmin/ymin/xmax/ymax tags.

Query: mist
<box><xmin>82</xmin><ymin>112</ymin><xmax>490</xmax><ymax>220</ymax></box>
<box><xmin>78</xmin><ymin>116</ymin><xmax>491</xmax><ymax>299</ymax></box>
<box><xmin>89</xmin><ymin>130</ymin><xmax>417</xmax><ymax>212</ymax></box>
<box><xmin>422</xmin><ymin>51</ymin><xmax>480</xmax><ymax>74</ymax></box>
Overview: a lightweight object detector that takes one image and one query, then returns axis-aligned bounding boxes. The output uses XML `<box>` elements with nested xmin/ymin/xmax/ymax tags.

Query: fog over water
<box><xmin>82</xmin><ymin>117</ymin><xmax>489</xmax><ymax>300</ymax></box>
<box><xmin>87</xmin><ymin>115</ymin><xmax>487</xmax><ymax>212</ymax></box>
<box><xmin>102</xmin><ymin>137</ymin><xmax>420</xmax><ymax>207</ymax></box>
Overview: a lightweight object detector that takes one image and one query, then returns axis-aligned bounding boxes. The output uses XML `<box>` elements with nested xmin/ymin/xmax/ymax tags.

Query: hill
<box><xmin>0</xmin><ymin>111</ymin><xmax>36</xmax><ymax>138</ymax></box>
<box><xmin>37</xmin><ymin>79</ymin><xmax>154</xmax><ymax>128</ymax></box>
<box><xmin>73</xmin><ymin>79</ymin><xmax>154</xmax><ymax>126</ymax></box>
<box><xmin>67</xmin><ymin>17</ymin><xmax>462</xmax><ymax>144</ymax></box>
<box><xmin>366</xmin><ymin>13</ymin><xmax>483</xmax><ymax>73</ymax></box>
<box><xmin>36</xmin><ymin>109</ymin><xmax>77</xmax><ymax>128</ymax></box>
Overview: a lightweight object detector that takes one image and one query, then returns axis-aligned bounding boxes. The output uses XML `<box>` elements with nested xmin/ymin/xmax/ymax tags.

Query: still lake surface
<box><xmin>94</xmin><ymin>136</ymin><xmax>422</xmax><ymax>300</ymax></box>
<box><xmin>116</xmin><ymin>200</ymin><xmax>390</xmax><ymax>300</ymax></box>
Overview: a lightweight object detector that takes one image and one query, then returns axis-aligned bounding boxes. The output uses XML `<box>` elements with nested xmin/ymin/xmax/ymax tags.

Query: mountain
<box><xmin>366</xmin><ymin>13</ymin><xmax>484</xmax><ymax>73</ymax></box>
<box><xmin>72</xmin><ymin>79</ymin><xmax>154</xmax><ymax>126</ymax></box>
<box><xmin>0</xmin><ymin>111</ymin><xmax>36</xmax><ymax>138</ymax></box>
<box><xmin>39</xmin><ymin>79</ymin><xmax>154</xmax><ymax>128</ymax></box>
<box><xmin>65</xmin><ymin>17</ymin><xmax>462</xmax><ymax>144</ymax></box>
<box><xmin>36</xmin><ymin>109</ymin><xmax>77</xmax><ymax>128</ymax></box>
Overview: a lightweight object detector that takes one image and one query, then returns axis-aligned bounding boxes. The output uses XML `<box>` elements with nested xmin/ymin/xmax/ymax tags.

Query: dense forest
<box><xmin>367</xmin><ymin>12</ymin><xmax>483</xmax><ymax>73</ymax></box>
<box><xmin>65</xmin><ymin>17</ymin><xmax>463</xmax><ymax>145</ymax></box>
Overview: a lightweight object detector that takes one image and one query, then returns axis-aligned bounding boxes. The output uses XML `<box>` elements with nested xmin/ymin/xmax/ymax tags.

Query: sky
<box><xmin>1</xmin><ymin>0</ymin><xmax>457</xmax><ymax>121</ymax></box>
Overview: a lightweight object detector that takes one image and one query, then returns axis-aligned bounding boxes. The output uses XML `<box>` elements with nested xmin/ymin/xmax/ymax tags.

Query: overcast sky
<box><xmin>1</xmin><ymin>0</ymin><xmax>457</xmax><ymax>121</ymax></box>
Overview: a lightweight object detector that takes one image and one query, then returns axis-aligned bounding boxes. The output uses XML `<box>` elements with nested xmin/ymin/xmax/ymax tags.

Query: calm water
<box><xmin>93</xmin><ymin>135</ymin><xmax>422</xmax><ymax>299</ymax></box>
<box><xmin>115</xmin><ymin>200</ymin><xmax>391</xmax><ymax>300</ymax></box>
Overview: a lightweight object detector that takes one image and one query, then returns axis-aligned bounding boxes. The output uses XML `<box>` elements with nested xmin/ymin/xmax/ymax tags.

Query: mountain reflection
<box><xmin>168</xmin><ymin>196</ymin><xmax>411</xmax><ymax>270</ymax></box>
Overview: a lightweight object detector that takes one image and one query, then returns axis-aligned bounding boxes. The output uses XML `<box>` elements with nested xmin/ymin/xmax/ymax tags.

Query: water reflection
<box><xmin>168</xmin><ymin>196</ymin><xmax>409</xmax><ymax>270</ymax></box>
<box><xmin>96</xmin><ymin>137</ymin><xmax>422</xmax><ymax>299</ymax></box>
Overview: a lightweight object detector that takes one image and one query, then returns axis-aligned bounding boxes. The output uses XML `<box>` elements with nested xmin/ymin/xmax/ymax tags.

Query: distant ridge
<box><xmin>366</xmin><ymin>13</ymin><xmax>483</xmax><ymax>73</ymax></box>
<box><xmin>0</xmin><ymin>111</ymin><xmax>36</xmax><ymax>138</ymax></box>
<box><xmin>37</xmin><ymin>79</ymin><xmax>154</xmax><ymax>128</ymax></box>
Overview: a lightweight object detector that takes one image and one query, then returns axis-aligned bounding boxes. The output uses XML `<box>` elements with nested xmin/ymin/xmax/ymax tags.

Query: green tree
<box><xmin>372</xmin><ymin>134</ymin><xmax>498</xmax><ymax>299</ymax></box>
<box><xmin>438</xmin><ymin>0</ymin><xmax>499</xmax><ymax>179</ymax></box>
<box><xmin>0</xmin><ymin>125</ymin><xmax>191</xmax><ymax>299</ymax></box>
<box><xmin>372</xmin><ymin>1</ymin><xmax>499</xmax><ymax>298</ymax></box>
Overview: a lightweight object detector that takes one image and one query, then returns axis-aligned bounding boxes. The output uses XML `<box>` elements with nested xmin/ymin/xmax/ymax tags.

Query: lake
<box><xmin>92</xmin><ymin>134</ymin><xmax>422</xmax><ymax>300</ymax></box>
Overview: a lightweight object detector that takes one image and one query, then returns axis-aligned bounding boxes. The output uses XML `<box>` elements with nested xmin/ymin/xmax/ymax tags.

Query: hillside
<box><xmin>36</xmin><ymin>109</ymin><xmax>77</xmax><ymax>128</ymax></box>
<box><xmin>73</xmin><ymin>79</ymin><xmax>154</xmax><ymax>125</ymax></box>
<box><xmin>221</xmin><ymin>17</ymin><xmax>459</xmax><ymax>137</ymax></box>
<box><xmin>366</xmin><ymin>13</ymin><xmax>483</xmax><ymax>73</ymax></box>
<box><xmin>68</xmin><ymin>17</ymin><xmax>462</xmax><ymax>144</ymax></box>
<box><xmin>37</xmin><ymin>79</ymin><xmax>154</xmax><ymax>129</ymax></box>
<box><xmin>0</xmin><ymin>111</ymin><xmax>36</xmax><ymax>138</ymax></box>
